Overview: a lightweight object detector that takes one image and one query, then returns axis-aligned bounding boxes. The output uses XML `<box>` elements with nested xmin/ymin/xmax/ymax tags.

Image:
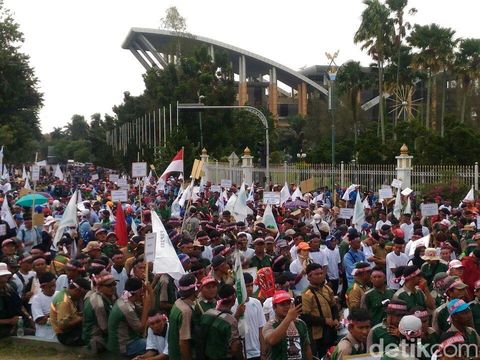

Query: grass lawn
<box><xmin>0</xmin><ymin>338</ymin><xmax>105</xmax><ymax>360</ymax></box>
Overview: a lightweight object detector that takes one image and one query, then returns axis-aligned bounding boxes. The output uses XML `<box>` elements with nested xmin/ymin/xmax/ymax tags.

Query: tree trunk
<box><xmin>431</xmin><ymin>75</ymin><xmax>438</xmax><ymax>131</ymax></box>
<box><xmin>378</xmin><ymin>59</ymin><xmax>385</xmax><ymax>145</ymax></box>
<box><xmin>352</xmin><ymin>91</ymin><xmax>358</xmax><ymax>147</ymax></box>
<box><xmin>460</xmin><ymin>88</ymin><xmax>467</xmax><ymax>123</ymax></box>
<box><xmin>440</xmin><ymin>70</ymin><xmax>447</xmax><ymax>138</ymax></box>
<box><xmin>425</xmin><ymin>74</ymin><xmax>431</xmax><ymax>129</ymax></box>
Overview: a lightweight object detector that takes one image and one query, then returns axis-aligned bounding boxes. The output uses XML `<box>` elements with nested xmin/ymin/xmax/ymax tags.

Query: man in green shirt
<box><xmin>82</xmin><ymin>270</ymin><xmax>116</xmax><ymax>353</ymax></box>
<box><xmin>468</xmin><ymin>279</ymin><xmax>480</xmax><ymax>334</ymax></box>
<box><xmin>262</xmin><ymin>290</ymin><xmax>313</xmax><ymax>360</ymax></box>
<box><xmin>361</xmin><ymin>267</ymin><xmax>395</xmax><ymax>326</ymax></box>
<box><xmin>420</xmin><ymin>248</ymin><xmax>448</xmax><ymax>289</ymax></box>
<box><xmin>446</xmin><ymin>299</ymin><xmax>480</xmax><ymax>358</ymax></box>
<box><xmin>199</xmin><ymin>284</ymin><xmax>245</xmax><ymax>360</ymax></box>
<box><xmin>249</xmin><ymin>238</ymin><xmax>272</xmax><ymax>270</ymax></box>
<box><xmin>107</xmin><ymin>277</ymin><xmax>152</xmax><ymax>356</ymax></box>
<box><xmin>366</xmin><ymin>299</ymin><xmax>408</xmax><ymax>351</ymax></box>
<box><xmin>168</xmin><ymin>273</ymin><xmax>198</xmax><ymax>360</ymax></box>
<box><xmin>393</xmin><ymin>266</ymin><xmax>434</xmax><ymax>311</ymax></box>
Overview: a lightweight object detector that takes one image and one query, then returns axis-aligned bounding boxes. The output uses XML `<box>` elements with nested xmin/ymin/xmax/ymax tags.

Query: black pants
<box><xmin>57</xmin><ymin>326</ymin><xmax>85</xmax><ymax>346</ymax></box>
<box><xmin>328</xmin><ymin>279</ymin><xmax>339</xmax><ymax>295</ymax></box>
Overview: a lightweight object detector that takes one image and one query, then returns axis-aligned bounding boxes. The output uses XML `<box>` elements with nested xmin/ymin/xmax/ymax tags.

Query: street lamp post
<box><xmin>177</xmin><ymin>103</ymin><xmax>270</xmax><ymax>187</ymax></box>
<box><xmin>326</xmin><ymin>51</ymin><xmax>339</xmax><ymax>188</ymax></box>
<box><xmin>198</xmin><ymin>94</ymin><xmax>205</xmax><ymax>149</ymax></box>
<box><xmin>296</xmin><ymin>149</ymin><xmax>306</xmax><ymax>183</ymax></box>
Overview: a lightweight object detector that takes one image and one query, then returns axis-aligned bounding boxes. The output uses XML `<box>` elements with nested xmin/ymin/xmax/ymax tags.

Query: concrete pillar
<box><xmin>396</xmin><ymin>144</ymin><xmax>413</xmax><ymax>189</ymax></box>
<box><xmin>297</xmin><ymin>83</ymin><xmax>307</xmax><ymax>116</ymax></box>
<box><xmin>268</xmin><ymin>68</ymin><xmax>278</xmax><ymax>121</ymax></box>
<box><xmin>241</xmin><ymin>147</ymin><xmax>254</xmax><ymax>184</ymax></box>
<box><xmin>238</xmin><ymin>55</ymin><xmax>248</xmax><ymax>105</ymax></box>
<box><xmin>208</xmin><ymin>45</ymin><xmax>215</xmax><ymax>62</ymax></box>
<box><xmin>200</xmin><ymin>148</ymin><xmax>210</xmax><ymax>182</ymax></box>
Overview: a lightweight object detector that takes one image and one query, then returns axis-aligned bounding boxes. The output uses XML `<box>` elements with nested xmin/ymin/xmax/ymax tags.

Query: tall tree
<box><xmin>408</xmin><ymin>24</ymin><xmax>456</xmax><ymax>135</ymax></box>
<box><xmin>0</xmin><ymin>1</ymin><xmax>43</xmax><ymax>162</ymax></box>
<box><xmin>336</xmin><ymin>61</ymin><xmax>366</xmax><ymax>147</ymax></box>
<box><xmin>455</xmin><ymin>39</ymin><xmax>480</xmax><ymax>124</ymax></box>
<box><xmin>354</xmin><ymin>0</ymin><xmax>395</xmax><ymax>145</ymax></box>
<box><xmin>160</xmin><ymin>6</ymin><xmax>187</xmax><ymax>58</ymax></box>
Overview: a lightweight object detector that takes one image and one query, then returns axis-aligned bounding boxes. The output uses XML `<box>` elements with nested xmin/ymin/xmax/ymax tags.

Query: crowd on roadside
<box><xmin>1</xmin><ymin>165</ymin><xmax>480</xmax><ymax>360</ymax></box>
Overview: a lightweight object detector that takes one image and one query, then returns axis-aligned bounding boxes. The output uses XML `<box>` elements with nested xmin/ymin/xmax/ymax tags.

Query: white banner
<box><xmin>109</xmin><ymin>174</ymin><xmax>119</xmax><ymax>182</ymax></box>
<box><xmin>210</xmin><ymin>185</ymin><xmax>222</xmax><ymax>193</ymax></box>
<box><xmin>391</xmin><ymin>179</ymin><xmax>402</xmax><ymax>189</ymax></box>
<box><xmin>117</xmin><ymin>178</ymin><xmax>128</xmax><ymax>188</ymax></box>
<box><xmin>91</xmin><ymin>174</ymin><xmax>99</xmax><ymax>181</ymax></box>
<box><xmin>221</xmin><ymin>179</ymin><xmax>232</xmax><ymax>188</ymax></box>
<box><xmin>263</xmin><ymin>191</ymin><xmax>281</xmax><ymax>205</ymax></box>
<box><xmin>31</xmin><ymin>165</ymin><xmax>40</xmax><ymax>182</ymax></box>
<box><xmin>111</xmin><ymin>190</ymin><xmax>128</xmax><ymax>202</ymax></box>
<box><xmin>145</xmin><ymin>232</ymin><xmax>157</xmax><ymax>262</ymax></box>
<box><xmin>339</xmin><ymin>208</ymin><xmax>354</xmax><ymax>219</ymax></box>
<box><xmin>378</xmin><ymin>187</ymin><xmax>393</xmax><ymax>200</ymax></box>
<box><xmin>132</xmin><ymin>162</ymin><xmax>147</xmax><ymax>178</ymax></box>
<box><xmin>421</xmin><ymin>203</ymin><xmax>439</xmax><ymax>217</ymax></box>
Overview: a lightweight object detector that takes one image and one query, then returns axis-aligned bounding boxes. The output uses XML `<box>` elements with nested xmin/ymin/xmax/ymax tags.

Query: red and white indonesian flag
<box><xmin>160</xmin><ymin>149</ymin><xmax>184</xmax><ymax>180</ymax></box>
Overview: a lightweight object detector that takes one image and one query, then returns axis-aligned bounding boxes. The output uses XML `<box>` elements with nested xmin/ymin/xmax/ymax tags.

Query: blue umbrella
<box><xmin>15</xmin><ymin>193</ymin><xmax>48</xmax><ymax>207</ymax></box>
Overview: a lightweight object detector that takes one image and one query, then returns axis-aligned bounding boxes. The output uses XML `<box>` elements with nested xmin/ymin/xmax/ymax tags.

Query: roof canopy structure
<box><xmin>122</xmin><ymin>28</ymin><xmax>328</xmax><ymax>96</ymax></box>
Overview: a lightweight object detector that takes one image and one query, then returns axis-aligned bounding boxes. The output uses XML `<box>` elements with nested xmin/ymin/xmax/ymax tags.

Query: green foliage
<box><xmin>418</xmin><ymin>179</ymin><xmax>470</xmax><ymax>204</ymax></box>
<box><xmin>0</xmin><ymin>2</ymin><xmax>43</xmax><ymax>162</ymax></box>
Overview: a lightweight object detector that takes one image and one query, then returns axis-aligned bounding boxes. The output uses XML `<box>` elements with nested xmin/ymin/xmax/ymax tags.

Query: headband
<box><xmin>177</xmin><ymin>282</ymin><xmax>198</xmax><ymax>292</ymax></box>
<box><xmin>351</xmin><ymin>266</ymin><xmax>371</xmax><ymax>276</ymax></box>
<box><xmin>436</xmin><ymin>333</ymin><xmax>465</xmax><ymax>353</ymax></box>
<box><xmin>371</xmin><ymin>270</ymin><xmax>385</xmax><ymax>277</ymax></box>
<box><xmin>272</xmin><ymin>255</ymin><xmax>285</xmax><ymax>267</ymax></box>
<box><xmin>387</xmin><ymin>303</ymin><xmax>407</xmax><ymax>311</ymax></box>
<box><xmin>402</xmin><ymin>269</ymin><xmax>421</xmax><ymax>282</ymax></box>
<box><xmin>121</xmin><ymin>288</ymin><xmax>140</xmax><ymax>301</ymax></box>
<box><xmin>216</xmin><ymin>294</ymin><xmax>236</xmax><ymax>310</ymax></box>
<box><xmin>414</xmin><ymin>310</ymin><xmax>429</xmax><ymax>319</ymax></box>
<box><xmin>196</xmin><ymin>235</ymin><xmax>209</xmax><ymax>242</ymax></box>
<box><xmin>112</xmin><ymin>254</ymin><xmax>124</xmax><ymax>260</ymax></box>
<box><xmin>19</xmin><ymin>255</ymin><xmax>33</xmax><ymax>264</ymax></box>
<box><xmin>90</xmin><ymin>262</ymin><xmax>105</xmax><ymax>269</ymax></box>
<box><xmin>94</xmin><ymin>273</ymin><xmax>115</xmax><ymax>285</ymax></box>
<box><xmin>65</xmin><ymin>263</ymin><xmax>85</xmax><ymax>271</ymax></box>
<box><xmin>147</xmin><ymin>314</ymin><xmax>167</xmax><ymax>323</ymax></box>
<box><xmin>33</xmin><ymin>258</ymin><xmax>46</xmax><ymax>265</ymax></box>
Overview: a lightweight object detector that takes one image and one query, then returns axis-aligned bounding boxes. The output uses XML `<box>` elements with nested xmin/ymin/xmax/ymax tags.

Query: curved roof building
<box><xmin>122</xmin><ymin>28</ymin><xmax>329</xmax><ymax>120</ymax></box>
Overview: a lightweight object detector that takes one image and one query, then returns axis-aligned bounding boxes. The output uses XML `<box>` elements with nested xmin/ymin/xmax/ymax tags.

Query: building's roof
<box><xmin>122</xmin><ymin>28</ymin><xmax>328</xmax><ymax>96</ymax></box>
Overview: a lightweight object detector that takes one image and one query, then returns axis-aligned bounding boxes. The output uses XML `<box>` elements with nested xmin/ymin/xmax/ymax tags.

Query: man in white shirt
<box><xmin>31</xmin><ymin>272</ymin><xmax>57</xmax><ymax>340</ymax></box>
<box><xmin>322</xmin><ymin>235</ymin><xmax>341</xmax><ymax>295</ymax></box>
<box><xmin>133</xmin><ymin>310</ymin><xmax>169</xmax><ymax>360</ymax></box>
<box><xmin>237</xmin><ymin>233</ymin><xmax>255</xmax><ymax>267</ymax></box>
<box><xmin>289</xmin><ymin>242</ymin><xmax>312</xmax><ymax>295</ymax></box>
<box><xmin>55</xmin><ymin>259</ymin><xmax>85</xmax><ymax>291</ymax></box>
<box><xmin>400</xmin><ymin>214</ymin><xmax>414</xmax><ymax>242</ymax></box>
<box><xmin>232</xmin><ymin>273</ymin><xmax>266</xmax><ymax>359</ymax></box>
<box><xmin>375</xmin><ymin>211</ymin><xmax>391</xmax><ymax>232</ymax></box>
<box><xmin>385</xmin><ymin>238</ymin><xmax>409</xmax><ymax>290</ymax></box>
<box><xmin>110</xmin><ymin>251</ymin><xmax>128</xmax><ymax>297</ymax></box>
<box><xmin>11</xmin><ymin>254</ymin><xmax>35</xmax><ymax>297</ymax></box>
<box><xmin>308</xmin><ymin>234</ymin><xmax>328</xmax><ymax>269</ymax></box>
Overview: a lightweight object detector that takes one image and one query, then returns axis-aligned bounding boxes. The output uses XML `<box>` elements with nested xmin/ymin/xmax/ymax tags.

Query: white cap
<box><xmin>398</xmin><ymin>315</ymin><xmax>422</xmax><ymax>340</ymax></box>
<box><xmin>449</xmin><ymin>259</ymin><xmax>464</xmax><ymax>269</ymax></box>
<box><xmin>0</xmin><ymin>262</ymin><xmax>11</xmax><ymax>277</ymax></box>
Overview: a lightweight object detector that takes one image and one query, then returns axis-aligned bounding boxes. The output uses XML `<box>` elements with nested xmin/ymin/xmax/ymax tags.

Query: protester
<box><xmin>30</xmin><ymin>272</ymin><xmax>57</xmax><ymax>340</ymax></box>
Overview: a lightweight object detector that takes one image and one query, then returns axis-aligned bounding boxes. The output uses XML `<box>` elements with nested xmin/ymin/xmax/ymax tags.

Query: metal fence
<box><xmin>205</xmin><ymin>161</ymin><xmax>479</xmax><ymax>192</ymax></box>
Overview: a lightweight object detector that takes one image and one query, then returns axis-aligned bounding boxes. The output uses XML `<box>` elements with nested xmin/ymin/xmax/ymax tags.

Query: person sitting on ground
<box><xmin>346</xmin><ymin>262</ymin><xmax>371</xmax><ymax>310</ymax></box>
<box><xmin>31</xmin><ymin>272</ymin><xmax>57</xmax><ymax>340</ymax></box>
<box><xmin>360</xmin><ymin>267</ymin><xmax>395</xmax><ymax>326</ymax></box>
<box><xmin>432</xmin><ymin>276</ymin><xmax>468</xmax><ymax>334</ymax></box>
<box><xmin>50</xmin><ymin>277</ymin><xmax>91</xmax><ymax>346</ymax></box>
<box><xmin>133</xmin><ymin>310</ymin><xmax>169</xmax><ymax>360</ymax></box>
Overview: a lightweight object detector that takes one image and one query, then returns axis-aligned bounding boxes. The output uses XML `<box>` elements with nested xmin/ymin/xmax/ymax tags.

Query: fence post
<box><xmin>200</xmin><ymin>148</ymin><xmax>209</xmax><ymax>183</ymax></box>
<box><xmin>215</xmin><ymin>160</ymin><xmax>219</xmax><ymax>184</ymax></box>
<box><xmin>241</xmin><ymin>147</ymin><xmax>253</xmax><ymax>184</ymax></box>
<box><xmin>284</xmin><ymin>161</ymin><xmax>287</xmax><ymax>184</ymax></box>
<box><xmin>395</xmin><ymin>144</ymin><xmax>413</xmax><ymax>189</ymax></box>
<box><xmin>340</xmin><ymin>161</ymin><xmax>344</xmax><ymax>188</ymax></box>
<box><xmin>475</xmin><ymin>162</ymin><xmax>479</xmax><ymax>192</ymax></box>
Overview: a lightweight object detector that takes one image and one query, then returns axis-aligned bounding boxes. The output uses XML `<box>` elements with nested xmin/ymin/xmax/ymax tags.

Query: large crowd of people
<box><xmin>1</xmin><ymin>164</ymin><xmax>480</xmax><ymax>360</ymax></box>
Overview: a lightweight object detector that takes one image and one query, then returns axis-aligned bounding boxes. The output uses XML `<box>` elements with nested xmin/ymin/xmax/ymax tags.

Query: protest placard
<box><xmin>132</xmin><ymin>162</ymin><xmax>147</xmax><ymax>178</ymax></box>
<box><xmin>263</xmin><ymin>192</ymin><xmax>281</xmax><ymax>205</ymax></box>
<box><xmin>391</xmin><ymin>179</ymin><xmax>402</xmax><ymax>189</ymax></box>
<box><xmin>339</xmin><ymin>208</ymin><xmax>354</xmax><ymax>219</ymax></box>
<box><xmin>221</xmin><ymin>179</ymin><xmax>232</xmax><ymax>188</ymax></box>
<box><xmin>421</xmin><ymin>203</ymin><xmax>439</xmax><ymax>217</ymax></box>
<box><xmin>210</xmin><ymin>185</ymin><xmax>222</xmax><ymax>193</ymax></box>
<box><xmin>378</xmin><ymin>187</ymin><xmax>393</xmax><ymax>199</ymax></box>
<box><xmin>111</xmin><ymin>190</ymin><xmax>128</xmax><ymax>202</ymax></box>
<box><xmin>91</xmin><ymin>174</ymin><xmax>99</xmax><ymax>181</ymax></box>
<box><xmin>145</xmin><ymin>233</ymin><xmax>157</xmax><ymax>262</ymax></box>
<box><xmin>31</xmin><ymin>165</ymin><xmax>40</xmax><ymax>182</ymax></box>
<box><xmin>109</xmin><ymin>174</ymin><xmax>119</xmax><ymax>182</ymax></box>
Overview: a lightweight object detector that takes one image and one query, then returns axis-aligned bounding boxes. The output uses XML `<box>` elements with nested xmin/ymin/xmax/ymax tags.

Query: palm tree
<box><xmin>336</xmin><ymin>61</ymin><xmax>366</xmax><ymax>147</ymax></box>
<box><xmin>455</xmin><ymin>38</ymin><xmax>480</xmax><ymax>123</ymax></box>
<box><xmin>408</xmin><ymin>24</ymin><xmax>456</xmax><ymax>135</ymax></box>
<box><xmin>354</xmin><ymin>0</ymin><xmax>395</xmax><ymax>145</ymax></box>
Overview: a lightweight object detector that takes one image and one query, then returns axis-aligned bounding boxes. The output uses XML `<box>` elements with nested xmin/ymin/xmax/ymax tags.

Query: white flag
<box><xmin>393</xmin><ymin>187</ymin><xmax>402</xmax><ymax>220</ymax></box>
<box><xmin>232</xmin><ymin>182</ymin><xmax>253</xmax><ymax>222</ymax></box>
<box><xmin>464</xmin><ymin>186</ymin><xmax>475</xmax><ymax>202</ymax></box>
<box><xmin>291</xmin><ymin>186</ymin><xmax>303</xmax><ymax>201</ymax></box>
<box><xmin>24</xmin><ymin>177</ymin><xmax>31</xmax><ymax>190</ymax></box>
<box><xmin>342</xmin><ymin>184</ymin><xmax>357</xmax><ymax>201</ymax></box>
<box><xmin>53</xmin><ymin>190</ymin><xmax>79</xmax><ymax>248</ymax></box>
<box><xmin>224</xmin><ymin>193</ymin><xmax>237</xmax><ymax>213</ymax></box>
<box><xmin>404</xmin><ymin>197</ymin><xmax>412</xmax><ymax>215</ymax></box>
<box><xmin>280</xmin><ymin>182</ymin><xmax>291</xmax><ymax>206</ymax></box>
<box><xmin>54</xmin><ymin>164</ymin><xmax>64</xmax><ymax>181</ymax></box>
<box><xmin>1</xmin><ymin>197</ymin><xmax>16</xmax><ymax>229</ymax></box>
<box><xmin>246</xmin><ymin>182</ymin><xmax>255</xmax><ymax>203</ymax></box>
<box><xmin>409</xmin><ymin>234</ymin><xmax>430</xmax><ymax>257</ymax></box>
<box><xmin>106</xmin><ymin>203</ymin><xmax>116</xmax><ymax>223</ymax></box>
<box><xmin>352</xmin><ymin>191</ymin><xmax>365</xmax><ymax>231</ymax></box>
<box><xmin>262</xmin><ymin>204</ymin><xmax>279</xmax><ymax>233</ymax></box>
<box><xmin>131</xmin><ymin>218</ymin><xmax>139</xmax><ymax>236</ymax></box>
<box><xmin>22</xmin><ymin>165</ymin><xmax>28</xmax><ymax>180</ymax></box>
<box><xmin>152</xmin><ymin>211</ymin><xmax>185</xmax><ymax>280</ymax></box>
<box><xmin>178</xmin><ymin>182</ymin><xmax>193</xmax><ymax>208</ymax></box>
<box><xmin>362</xmin><ymin>197</ymin><xmax>371</xmax><ymax>209</ymax></box>
<box><xmin>170</xmin><ymin>186</ymin><xmax>184</xmax><ymax>218</ymax></box>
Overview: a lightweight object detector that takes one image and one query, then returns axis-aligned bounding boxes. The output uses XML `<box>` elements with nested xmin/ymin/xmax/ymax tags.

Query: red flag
<box><xmin>160</xmin><ymin>148</ymin><xmax>184</xmax><ymax>180</ymax></box>
<box><xmin>115</xmin><ymin>201</ymin><xmax>128</xmax><ymax>246</ymax></box>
